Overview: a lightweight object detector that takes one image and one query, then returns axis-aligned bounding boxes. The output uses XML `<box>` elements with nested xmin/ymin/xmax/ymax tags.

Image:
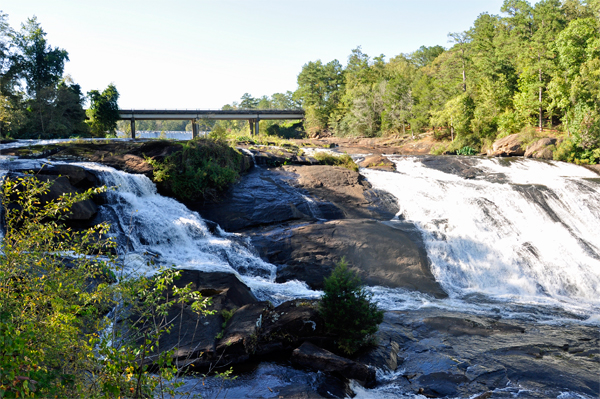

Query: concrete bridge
<box><xmin>118</xmin><ymin>109</ymin><xmax>305</xmax><ymax>139</ymax></box>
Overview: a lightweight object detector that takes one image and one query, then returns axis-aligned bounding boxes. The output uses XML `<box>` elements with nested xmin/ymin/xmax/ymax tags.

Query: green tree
<box><xmin>295</xmin><ymin>59</ymin><xmax>344</xmax><ymax>135</ymax></box>
<box><xmin>239</xmin><ymin>92</ymin><xmax>258</xmax><ymax>109</ymax></box>
<box><xmin>409</xmin><ymin>45</ymin><xmax>445</xmax><ymax>68</ymax></box>
<box><xmin>319</xmin><ymin>259</ymin><xmax>384</xmax><ymax>355</ymax></box>
<box><xmin>87</xmin><ymin>83</ymin><xmax>120</xmax><ymax>137</ymax></box>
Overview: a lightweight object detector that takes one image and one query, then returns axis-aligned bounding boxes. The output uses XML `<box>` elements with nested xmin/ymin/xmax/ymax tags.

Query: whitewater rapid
<box><xmin>361</xmin><ymin>156</ymin><xmax>600</xmax><ymax>323</ymax></box>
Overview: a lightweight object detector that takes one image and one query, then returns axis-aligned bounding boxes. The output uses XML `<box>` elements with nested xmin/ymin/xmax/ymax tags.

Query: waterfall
<box><xmin>78</xmin><ymin>162</ymin><xmax>320</xmax><ymax>304</ymax></box>
<box><xmin>362</xmin><ymin>157</ymin><xmax>600</xmax><ymax>322</ymax></box>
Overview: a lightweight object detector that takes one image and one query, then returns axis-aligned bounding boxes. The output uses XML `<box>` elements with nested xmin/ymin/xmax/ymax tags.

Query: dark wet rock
<box><xmin>252</xmin><ymin>219</ymin><xmax>446</xmax><ymax>297</ymax></box>
<box><xmin>134</xmin><ymin>270</ymin><xmax>259</xmax><ymax>368</ymax></box>
<box><xmin>365</xmin><ymin>309</ymin><xmax>600</xmax><ymax>398</ymax></box>
<box><xmin>292</xmin><ymin>342</ymin><xmax>376</xmax><ymax>387</ymax></box>
<box><xmin>260</xmin><ymin>300</ymin><xmax>326</xmax><ymax>344</ymax></box>
<box><xmin>217</xmin><ymin>302</ymin><xmax>270</xmax><ymax>359</ymax></box>
<box><xmin>39</xmin><ymin>164</ymin><xmax>98</xmax><ymax>189</ymax></box>
<box><xmin>417</xmin><ymin>371</ymin><xmax>469</xmax><ymax>397</ymax></box>
<box><xmin>37</xmin><ymin>175</ymin><xmax>98</xmax><ymax>220</ymax></box>
<box><xmin>524</xmin><ymin>137</ymin><xmax>557</xmax><ymax>159</ymax></box>
<box><xmin>488</xmin><ymin>134</ymin><xmax>526</xmax><ymax>157</ymax></box>
<box><xmin>195</xmin><ymin>164</ymin><xmax>398</xmax><ymax>232</ymax></box>
<box><xmin>194</xmin><ymin>168</ymin><xmax>318</xmax><ymax>231</ymax></box>
<box><xmin>420</xmin><ymin>156</ymin><xmax>483</xmax><ymax>179</ymax></box>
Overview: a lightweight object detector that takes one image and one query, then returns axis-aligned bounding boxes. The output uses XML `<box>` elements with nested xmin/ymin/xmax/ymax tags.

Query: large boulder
<box><xmin>196</xmin><ymin>165</ymin><xmax>398</xmax><ymax>232</ymax></box>
<box><xmin>488</xmin><ymin>134</ymin><xmax>526</xmax><ymax>157</ymax></box>
<box><xmin>37</xmin><ymin>175</ymin><xmax>98</xmax><ymax>221</ymax></box>
<box><xmin>252</xmin><ymin>218</ymin><xmax>447</xmax><ymax>298</ymax></box>
<box><xmin>358</xmin><ymin>155</ymin><xmax>396</xmax><ymax>172</ymax></box>
<box><xmin>524</xmin><ymin>137</ymin><xmax>557</xmax><ymax>159</ymax></box>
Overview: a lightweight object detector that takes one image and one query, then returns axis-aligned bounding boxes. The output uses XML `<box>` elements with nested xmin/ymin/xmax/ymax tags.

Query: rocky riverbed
<box><xmin>2</xmin><ymin>138</ymin><xmax>599</xmax><ymax>398</ymax></box>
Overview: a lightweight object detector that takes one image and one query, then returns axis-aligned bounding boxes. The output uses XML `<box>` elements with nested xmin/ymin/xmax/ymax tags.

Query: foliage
<box><xmin>319</xmin><ymin>259</ymin><xmax>384</xmax><ymax>355</ymax></box>
<box><xmin>456</xmin><ymin>145</ymin><xmax>477</xmax><ymax>155</ymax></box>
<box><xmin>0</xmin><ymin>174</ymin><xmax>213</xmax><ymax>398</ymax></box>
<box><xmin>312</xmin><ymin>152</ymin><xmax>358</xmax><ymax>172</ymax></box>
<box><xmin>86</xmin><ymin>84</ymin><xmax>120</xmax><ymax>137</ymax></box>
<box><xmin>0</xmin><ymin>13</ymin><xmax>117</xmax><ymax>138</ymax></box>
<box><xmin>148</xmin><ymin>138</ymin><xmax>244</xmax><ymax>201</ymax></box>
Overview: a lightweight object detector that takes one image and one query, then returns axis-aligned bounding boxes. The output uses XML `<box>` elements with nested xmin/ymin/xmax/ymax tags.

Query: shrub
<box><xmin>319</xmin><ymin>259</ymin><xmax>384</xmax><ymax>354</ymax></box>
<box><xmin>0</xmin><ymin>174</ymin><xmax>212</xmax><ymax>398</ymax></box>
<box><xmin>312</xmin><ymin>152</ymin><xmax>359</xmax><ymax>172</ymax></box>
<box><xmin>148</xmin><ymin>138</ymin><xmax>244</xmax><ymax>201</ymax></box>
<box><xmin>456</xmin><ymin>146</ymin><xmax>477</xmax><ymax>156</ymax></box>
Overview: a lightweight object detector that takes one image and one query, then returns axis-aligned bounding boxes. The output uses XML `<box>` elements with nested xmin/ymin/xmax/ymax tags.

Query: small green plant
<box><xmin>456</xmin><ymin>146</ymin><xmax>477</xmax><ymax>156</ymax></box>
<box><xmin>313</xmin><ymin>152</ymin><xmax>358</xmax><ymax>172</ymax></box>
<box><xmin>319</xmin><ymin>258</ymin><xmax>384</xmax><ymax>355</ymax></box>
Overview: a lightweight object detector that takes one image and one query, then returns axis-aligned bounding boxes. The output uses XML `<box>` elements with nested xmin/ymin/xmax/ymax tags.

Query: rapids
<box><xmin>362</xmin><ymin>156</ymin><xmax>600</xmax><ymax>323</ymax></box>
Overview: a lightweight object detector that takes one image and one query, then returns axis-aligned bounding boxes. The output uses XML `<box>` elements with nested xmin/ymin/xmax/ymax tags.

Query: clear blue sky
<box><xmin>1</xmin><ymin>0</ymin><xmax>536</xmax><ymax>109</ymax></box>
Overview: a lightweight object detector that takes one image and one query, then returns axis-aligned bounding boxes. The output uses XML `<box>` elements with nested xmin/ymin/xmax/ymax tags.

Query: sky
<box><xmin>1</xmin><ymin>0</ymin><xmax>538</xmax><ymax>110</ymax></box>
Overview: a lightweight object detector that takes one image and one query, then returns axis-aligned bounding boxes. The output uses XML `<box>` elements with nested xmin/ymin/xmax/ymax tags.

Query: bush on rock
<box><xmin>319</xmin><ymin>258</ymin><xmax>384</xmax><ymax>355</ymax></box>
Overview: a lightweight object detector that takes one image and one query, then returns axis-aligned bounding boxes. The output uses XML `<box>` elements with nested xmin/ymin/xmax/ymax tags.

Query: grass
<box><xmin>312</xmin><ymin>152</ymin><xmax>358</xmax><ymax>172</ymax></box>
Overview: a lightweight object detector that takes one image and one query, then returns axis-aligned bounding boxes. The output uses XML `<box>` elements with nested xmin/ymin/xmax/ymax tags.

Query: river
<box><xmin>1</xmin><ymin>141</ymin><xmax>598</xmax><ymax>398</ymax></box>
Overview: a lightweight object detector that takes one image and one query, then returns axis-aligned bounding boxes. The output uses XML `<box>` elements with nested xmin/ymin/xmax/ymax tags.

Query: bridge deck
<box><xmin>119</xmin><ymin>109</ymin><xmax>305</xmax><ymax>120</ymax></box>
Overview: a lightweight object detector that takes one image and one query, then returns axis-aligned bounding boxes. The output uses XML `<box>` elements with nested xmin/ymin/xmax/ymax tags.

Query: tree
<box><xmin>319</xmin><ymin>259</ymin><xmax>384</xmax><ymax>355</ymax></box>
<box><xmin>87</xmin><ymin>83</ymin><xmax>120</xmax><ymax>137</ymax></box>
<box><xmin>13</xmin><ymin>16</ymin><xmax>68</xmax><ymax>103</ymax></box>
<box><xmin>409</xmin><ymin>45</ymin><xmax>445</xmax><ymax>68</ymax></box>
<box><xmin>447</xmin><ymin>31</ymin><xmax>470</xmax><ymax>92</ymax></box>
<box><xmin>239</xmin><ymin>92</ymin><xmax>258</xmax><ymax>109</ymax></box>
<box><xmin>296</xmin><ymin>59</ymin><xmax>344</xmax><ymax>135</ymax></box>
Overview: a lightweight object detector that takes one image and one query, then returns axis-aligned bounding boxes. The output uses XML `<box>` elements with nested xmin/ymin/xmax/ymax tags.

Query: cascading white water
<box><xmin>362</xmin><ymin>156</ymin><xmax>600</xmax><ymax>322</ymax></box>
<box><xmin>79</xmin><ymin>162</ymin><xmax>320</xmax><ymax>304</ymax></box>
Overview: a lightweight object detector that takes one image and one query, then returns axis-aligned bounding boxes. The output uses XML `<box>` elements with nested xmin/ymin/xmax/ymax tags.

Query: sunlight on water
<box><xmin>362</xmin><ymin>157</ymin><xmax>600</xmax><ymax>322</ymax></box>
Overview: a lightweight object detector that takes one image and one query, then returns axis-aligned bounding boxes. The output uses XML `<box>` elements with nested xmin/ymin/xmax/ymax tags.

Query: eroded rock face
<box><xmin>252</xmin><ymin>219</ymin><xmax>446</xmax><ymax>298</ymax></box>
<box><xmin>524</xmin><ymin>137</ymin><xmax>558</xmax><ymax>159</ymax></box>
<box><xmin>488</xmin><ymin>134</ymin><xmax>526</xmax><ymax>157</ymax></box>
<box><xmin>281</xmin><ymin>165</ymin><xmax>399</xmax><ymax>220</ymax></box>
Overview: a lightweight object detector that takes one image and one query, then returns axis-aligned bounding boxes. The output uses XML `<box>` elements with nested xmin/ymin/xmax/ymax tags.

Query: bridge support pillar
<box><xmin>130</xmin><ymin>118</ymin><xmax>136</xmax><ymax>139</ymax></box>
<box><xmin>248</xmin><ymin>120</ymin><xmax>254</xmax><ymax>136</ymax></box>
<box><xmin>192</xmin><ymin>119</ymin><xmax>198</xmax><ymax>139</ymax></box>
<box><xmin>255</xmin><ymin>117</ymin><xmax>260</xmax><ymax>136</ymax></box>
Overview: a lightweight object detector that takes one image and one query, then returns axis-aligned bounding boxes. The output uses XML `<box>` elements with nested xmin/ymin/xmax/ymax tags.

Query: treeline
<box><xmin>291</xmin><ymin>0</ymin><xmax>600</xmax><ymax>161</ymax></box>
<box><xmin>0</xmin><ymin>12</ymin><xmax>119</xmax><ymax>138</ymax></box>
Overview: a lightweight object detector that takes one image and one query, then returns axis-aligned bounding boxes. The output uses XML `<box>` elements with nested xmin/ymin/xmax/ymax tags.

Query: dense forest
<box><xmin>0</xmin><ymin>13</ymin><xmax>118</xmax><ymax>138</ymax></box>
<box><xmin>2</xmin><ymin>0</ymin><xmax>599</xmax><ymax>164</ymax></box>
<box><xmin>217</xmin><ymin>0</ymin><xmax>600</xmax><ymax>163</ymax></box>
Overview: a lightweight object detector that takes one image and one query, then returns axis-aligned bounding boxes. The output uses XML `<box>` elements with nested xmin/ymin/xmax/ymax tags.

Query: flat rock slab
<box><xmin>358</xmin><ymin>309</ymin><xmax>600</xmax><ymax>398</ymax></box>
<box><xmin>282</xmin><ymin>165</ymin><xmax>399</xmax><ymax>220</ymax></box>
<box><xmin>252</xmin><ymin>218</ymin><xmax>446</xmax><ymax>297</ymax></box>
